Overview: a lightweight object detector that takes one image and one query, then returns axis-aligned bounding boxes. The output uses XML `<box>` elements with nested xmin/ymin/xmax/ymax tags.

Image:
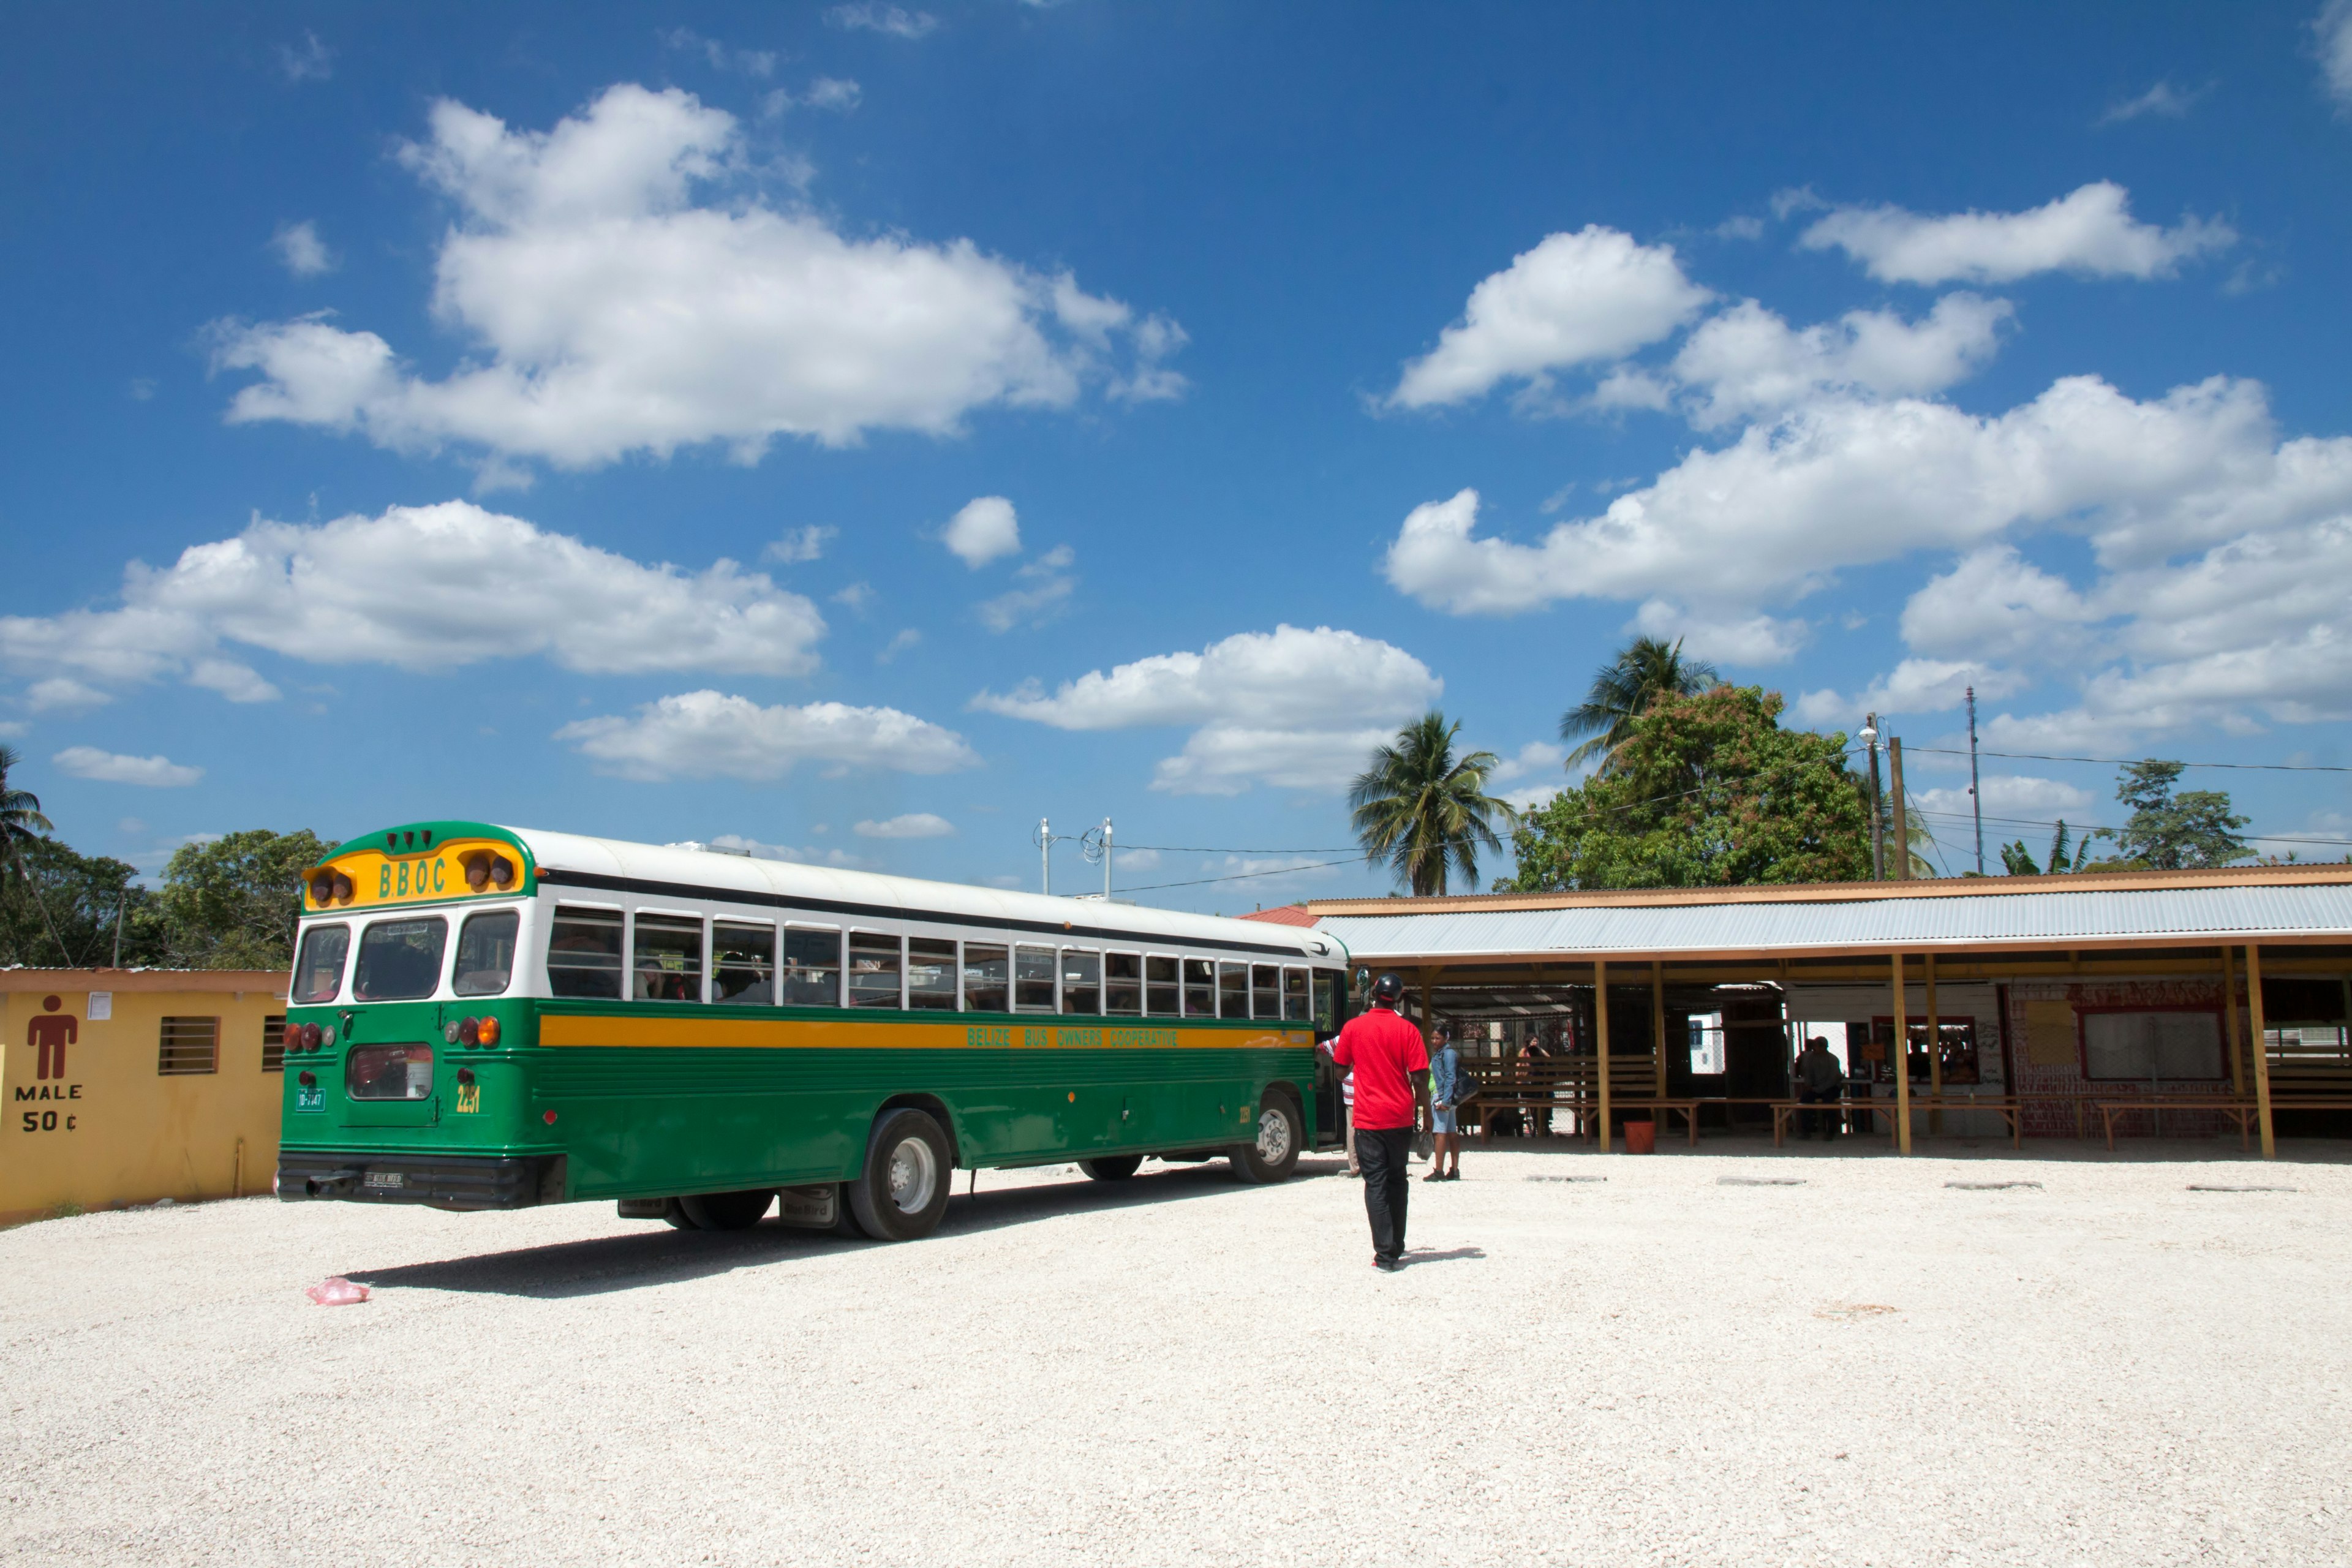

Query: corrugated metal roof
<box><xmin>1315</xmin><ymin>882</ymin><xmax>2352</xmax><ymax>962</ymax></box>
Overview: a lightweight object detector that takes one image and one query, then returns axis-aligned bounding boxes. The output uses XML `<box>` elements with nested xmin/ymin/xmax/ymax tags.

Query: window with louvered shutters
<box><xmin>262</xmin><ymin>1016</ymin><xmax>287</xmax><ymax>1073</ymax></box>
<box><xmin>159</xmin><ymin>1016</ymin><xmax>220</xmax><ymax>1076</ymax></box>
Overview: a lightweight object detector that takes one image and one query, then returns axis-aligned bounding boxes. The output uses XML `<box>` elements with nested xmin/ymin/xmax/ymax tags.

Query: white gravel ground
<box><xmin>6</xmin><ymin>1137</ymin><xmax>2351</xmax><ymax>1567</ymax></box>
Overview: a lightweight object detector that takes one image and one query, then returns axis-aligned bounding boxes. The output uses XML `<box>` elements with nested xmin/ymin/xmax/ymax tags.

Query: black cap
<box><xmin>1372</xmin><ymin>972</ymin><xmax>1404</xmax><ymax>1003</ymax></box>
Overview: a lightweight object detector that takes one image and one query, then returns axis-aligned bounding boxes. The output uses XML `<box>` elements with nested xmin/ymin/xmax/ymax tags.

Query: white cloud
<box><xmin>24</xmin><ymin>679</ymin><xmax>113</xmax><ymax>712</ymax></box>
<box><xmin>973</xmin><ymin>624</ymin><xmax>1441</xmax><ymax>796</ymax></box>
<box><xmin>1914</xmin><ymin>774</ymin><xmax>2094</xmax><ymax>818</ymax></box>
<box><xmin>854</xmin><ymin>812</ymin><xmax>954</xmax><ymax>839</ymax></box>
<box><xmin>1629</xmin><ymin>598</ymin><xmax>1809</xmax><ymax>666</ymax></box>
<box><xmin>1669</xmin><ymin>293</ymin><xmax>2011</xmax><ymax>428</ymax></box>
<box><xmin>827</xmin><ymin>4</ymin><xmax>937</xmax><ymax>38</ymax></box>
<box><xmin>1789</xmin><ymin>658</ymin><xmax>2019</xmax><ymax>729</ymax></box>
<box><xmin>2098</xmin><ymin>80</ymin><xmax>2208</xmax><ymax>125</ymax></box>
<box><xmin>976</xmin><ymin>545</ymin><xmax>1077</xmax><ymax>632</ymax></box>
<box><xmin>1491</xmin><ymin>741</ymin><xmax>1569</xmax><ymax>814</ymax></box>
<box><xmin>1383</xmin><ymin>375</ymin><xmax>2312</xmax><ymax>617</ymax></box>
<box><xmin>271</xmin><ymin>221</ymin><xmax>337</xmax><ymax>279</ymax></box>
<box><xmin>1387</xmin><ymin>227</ymin><xmax>1711</xmax><ymax>410</ymax></box>
<box><xmin>212</xmin><ymin>85</ymin><xmax>1180</xmax><ymax>478</ymax></box>
<box><xmin>1899</xmin><ymin>546</ymin><xmax>2100</xmax><ymax>664</ymax></box>
<box><xmin>943</xmin><ymin>496</ymin><xmax>1021</xmax><ymax>567</ymax></box>
<box><xmin>51</xmin><ymin>747</ymin><xmax>203</xmax><ymax>788</ymax></box>
<box><xmin>557</xmin><ymin>692</ymin><xmax>979</xmax><ymax>781</ymax></box>
<box><xmin>658</xmin><ymin>28</ymin><xmax>777</xmax><ymax>77</ymax></box>
<box><xmin>2320</xmin><ymin>1</ymin><xmax>2352</xmax><ymax>111</ymax></box>
<box><xmin>764</xmin><ymin>525</ymin><xmax>835</xmax><ymax>565</ymax></box>
<box><xmin>276</xmin><ymin>32</ymin><xmax>333</xmax><ymax>83</ymax></box>
<box><xmin>0</xmin><ymin>721</ymin><xmax>24</xmax><ymax>739</ymax></box>
<box><xmin>1798</xmin><ymin>181</ymin><xmax>2234</xmax><ymax>285</ymax></box>
<box><xmin>876</xmin><ymin>628</ymin><xmax>921</xmax><ymax>663</ymax></box>
<box><xmin>0</xmin><ymin>500</ymin><xmax>824</xmax><ymax>704</ymax></box>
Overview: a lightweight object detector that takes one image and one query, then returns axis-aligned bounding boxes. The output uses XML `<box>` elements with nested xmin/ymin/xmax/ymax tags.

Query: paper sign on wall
<box><xmin>86</xmin><ymin>993</ymin><xmax>111</xmax><ymax>1021</ymax></box>
<box><xmin>2024</xmin><ymin>1000</ymin><xmax>2076</xmax><ymax>1066</ymax></box>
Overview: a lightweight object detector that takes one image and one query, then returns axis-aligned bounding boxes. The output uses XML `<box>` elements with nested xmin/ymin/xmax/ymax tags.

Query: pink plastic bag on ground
<box><xmin>304</xmin><ymin>1276</ymin><xmax>369</xmax><ymax>1306</ymax></box>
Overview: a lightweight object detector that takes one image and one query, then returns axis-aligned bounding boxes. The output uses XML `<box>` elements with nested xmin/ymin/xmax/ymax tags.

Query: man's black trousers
<box><xmin>1797</xmin><ymin>1084</ymin><xmax>1841</xmax><ymax>1137</ymax></box>
<box><xmin>1357</xmin><ymin>1126</ymin><xmax>1411</xmax><ymax>1262</ymax></box>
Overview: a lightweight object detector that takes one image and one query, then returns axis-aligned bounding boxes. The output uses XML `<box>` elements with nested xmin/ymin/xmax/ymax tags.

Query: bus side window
<box><xmin>1282</xmin><ymin>966</ymin><xmax>1310</xmax><ymax>1022</ymax></box>
<box><xmin>908</xmin><ymin>938</ymin><xmax>959</xmax><ymax>1011</ymax></box>
<box><xmin>1251</xmin><ymin>963</ymin><xmax>1280</xmax><ymax>1018</ymax></box>
<box><xmin>848</xmin><ymin>932</ymin><xmax>903</xmax><ymax>1008</ymax></box>
<box><xmin>453</xmin><ymin>910</ymin><xmax>521</xmax><ymax>997</ymax></box>
<box><xmin>634</xmin><ymin>914</ymin><xmax>705</xmax><ymax>1003</ymax></box>
<box><xmin>1313</xmin><ymin>972</ymin><xmax>1338</xmax><ymax>1035</ymax></box>
<box><xmin>1105</xmin><ymin>952</ymin><xmax>1143</xmax><ymax>1016</ymax></box>
<box><xmin>783</xmin><ymin>927</ymin><xmax>841</xmax><ymax>1006</ymax></box>
<box><xmin>1145</xmin><ymin>956</ymin><xmax>1180</xmax><ymax>1017</ymax></box>
<box><xmin>963</xmin><ymin>944</ymin><xmax>1009</xmax><ymax>1012</ymax></box>
<box><xmin>714</xmin><ymin>922</ymin><xmax>777</xmax><ymax>1004</ymax></box>
<box><xmin>1014</xmin><ymin>946</ymin><xmax>1057</xmax><ymax>1012</ymax></box>
<box><xmin>1218</xmin><ymin>962</ymin><xmax>1249</xmax><ymax>1019</ymax></box>
<box><xmin>548</xmin><ymin>907</ymin><xmax>624</xmax><ymax>1000</ymax></box>
<box><xmin>1181</xmin><ymin>959</ymin><xmax>1215</xmax><ymax>1017</ymax></box>
<box><xmin>1061</xmin><ymin>949</ymin><xmax>1102</xmax><ymax>1016</ymax></box>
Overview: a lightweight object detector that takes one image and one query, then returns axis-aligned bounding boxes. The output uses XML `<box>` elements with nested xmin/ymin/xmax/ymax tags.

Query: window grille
<box><xmin>262</xmin><ymin>1015</ymin><xmax>287</xmax><ymax>1073</ymax></box>
<box><xmin>159</xmin><ymin>1017</ymin><xmax>220</xmax><ymax>1076</ymax></box>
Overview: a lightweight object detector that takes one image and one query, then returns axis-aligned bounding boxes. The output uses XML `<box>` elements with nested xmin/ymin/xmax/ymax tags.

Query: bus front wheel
<box><xmin>1229</xmin><ymin>1096</ymin><xmax>1302</xmax><ymax>1184</ymax></box>
<box><xmin>846</xmin><ymin>1109</ymin><xmax>954</xmax><ymax>1241</ymax></box>
<box><xmin>1078</xmin><ymin>1156</ymin><xmax>1142</xmax><ymax>1181</ymax></box>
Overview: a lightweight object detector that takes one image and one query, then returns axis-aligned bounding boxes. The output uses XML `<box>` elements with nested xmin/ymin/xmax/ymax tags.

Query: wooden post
<box><xmin>1595</xmin><ymin>957</ymin><xmax>1611</xmax><ymax>1153</ymax></box>
<box><xmin>2221</xmin><ymin>946</ymin><xmax>2245</xmax><ymax>1096</ymax></box>
<box><xmin>1926</xmin><ymin>952</ymin><xmax>1942</xmax><ymax>1135</ymax></box>
<box><xmin>1891</xmin><ymin>951</ymin><xmax>1912</xmax><ymax>1155</ymax></box>
<box><xmin>2247</xmin><ymin>944</ymin><xmax>2275</xmax><ymax>1161</ymax></box>
<box><xmin>1651</xmin><ymin>961</ymin><xmax>1668</xmax><ymax>1098</ymax></box>
<box><xmin>1888</xmin><ymin>738</ymin><xmax>1910</xmax><ymax>881</ymax></box>
<box><xmin>1418</xmin><ymin>966</ymin><xmax>1440</xmax><ymax>1036</ymax></box>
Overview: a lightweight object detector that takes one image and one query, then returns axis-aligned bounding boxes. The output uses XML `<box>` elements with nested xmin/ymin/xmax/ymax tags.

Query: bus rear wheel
<box><xmin>846</xmin><ymin>1109</ymin><xmax>954</xmax><ymax>1242</ymax></box>
<box><xmin>680</xmin><ymin>1189</ymin><xmax>776</xmax><ymax>1231</ymax></box>
<box><xmin>1229</xmin><ymin>1096</ymin><xmax>1301</xmax><ymax>1184</ymax></box>
<box><xmin>1078</xmin><ymin>1155</ymin><xmax>1142</xmax><ymax>1181</ymax></box>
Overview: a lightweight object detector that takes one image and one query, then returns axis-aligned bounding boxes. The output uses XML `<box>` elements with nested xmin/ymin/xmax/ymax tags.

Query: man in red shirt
<box><xmin>1324</xmin><ymin>971</ymin><xmax>1430</xmax><ymax>1271</ymax></box>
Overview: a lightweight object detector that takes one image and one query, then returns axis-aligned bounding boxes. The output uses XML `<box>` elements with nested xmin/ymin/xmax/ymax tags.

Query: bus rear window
<box><xmin>355</xmin><ymin>918</ymin><xmax>447</xmax><ymax>1001</ymax></box>
<box><xmin>347</xmin><ymin>1043</ymin><xmax>433</xmax><ymax>1101</ymax></box>
<box><xmin>548</xmin><ymin>908</ymin><xmax>624</xmax><ymax>999</ymax></box>
<box><xmin>293</xmin><ymin>924</ymin><xmax>349</xmax><ymax>1004</ymax></box>
<box><xmin>453</xmin><ymin>911</ymin><xmax>519</xmax><ymax>997</ymax></box>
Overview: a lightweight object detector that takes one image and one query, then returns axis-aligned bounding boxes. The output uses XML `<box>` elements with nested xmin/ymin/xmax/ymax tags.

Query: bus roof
<box><xmin>502</xmin><ymin>823</ymin><xmax>1345</xmax><ymax>962</ymax></box>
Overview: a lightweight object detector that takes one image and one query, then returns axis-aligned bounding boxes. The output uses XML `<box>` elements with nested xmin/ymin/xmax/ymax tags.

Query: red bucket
<box><xmin>1623</xmin><ymin>1119</ymin><xmax>1657</xmax><ymax>1155</ymax></box>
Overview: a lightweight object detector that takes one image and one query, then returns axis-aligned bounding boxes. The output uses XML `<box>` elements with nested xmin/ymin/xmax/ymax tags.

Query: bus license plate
<box><xmin>364</xmin><ymin>1170</ymin><xmax>405</xmax><ymax>1189</ymax></box>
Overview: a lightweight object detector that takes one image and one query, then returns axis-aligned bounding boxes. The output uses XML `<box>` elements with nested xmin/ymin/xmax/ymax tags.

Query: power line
<box><xmin>1906</xmin><ymin>747</ymin><xmax>2352</xmax><ymax>774</ymax></box>
<box><xmin>1910</xmin><ymin>805</ymin><xmax>2352</xmax><ymax>851</ymax></box>
<box><xmin>1115</xmin><ymin>856</ymin><xmax>1362</xmax><ymax>894</ymax></box>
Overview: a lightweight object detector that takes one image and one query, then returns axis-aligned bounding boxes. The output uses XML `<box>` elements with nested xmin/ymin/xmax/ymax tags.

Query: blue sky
<box><xmin>7</xmin><ymin>1</ymin><xmax>2352</xmax><ymax>909</ymax></box>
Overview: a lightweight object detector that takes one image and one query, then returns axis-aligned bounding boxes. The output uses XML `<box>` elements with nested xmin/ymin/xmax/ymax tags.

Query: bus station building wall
<box><xmin>2</xmin><ymin>969</ymin><xmax>287</xmax><ymax>1226</ymax></box>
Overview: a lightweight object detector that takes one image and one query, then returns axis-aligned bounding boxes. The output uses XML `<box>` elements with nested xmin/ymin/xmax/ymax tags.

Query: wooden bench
<box><xmin>1770</xmin><ymin>1096</ymin><xmax>2024</xmax><ymax>1149</ymax></box>
<box><xmin>2093</xmin><ymin>1098</ymin><xmax>2256</xmax><ymax>1152</ymax></box>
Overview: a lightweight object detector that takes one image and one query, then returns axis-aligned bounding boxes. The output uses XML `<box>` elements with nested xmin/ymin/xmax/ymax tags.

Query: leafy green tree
<box><xmin>1351</xmin><ymin>713</ymin><xmax>1516</xmax><ymax>896</ymax></box>
<box><xmin>157</xmin><ymin>828</ymin><xmax>339</xmax><ymax>970</ymax></box>
<box><xmin>1503</xmin><ymin>686</ymin><xmax>1871</xmax><ymax>891</ymax></box>
<box><xmin>2100</xmin><ymin>761</ymin><xmax>2249</xmax><ymax>870</ymax></box>
<box><xmin>1558</xmin><ymin>635</ymin><xmax>1722</xmax><ymax>774</ymax></box>
<box><xmin>0</xmin><ymin>835</ymin><xmax>167</xmax><ymax>968</ymax></box>
<box><xmin>0</xmin><ymin>744</ymin><xmax>51</xmax><ymax>859</ymax></box>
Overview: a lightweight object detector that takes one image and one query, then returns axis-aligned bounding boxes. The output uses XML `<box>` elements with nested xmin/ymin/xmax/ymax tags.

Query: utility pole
<box><xmin>1888</xmin><ymin>736</ymin><xmax>1910</xmax><ymax>881</ymax></box>
<box><xmin>111</xmin><ymin>890</ymin><xmax>125</xmax><ymax>968</ymax></box>
<box><xmin>1037</xmin><ymin>817</ymin><xmax>1051</xmax><ymax>896</ymax></box>
<box><xmin>1101</xmin><ymin>818</ymin><xmax>1112</xmax><ymax>900</ymax></box>
<box><xmin>1966</xmin><ymin>685</ymin><xmax>1985</xmax><ymax>875</ymax></box>
<box><xmin>1861</xmin><ymin>714</ymin><xmax>1884</xmax><ymax>880</ymax></box>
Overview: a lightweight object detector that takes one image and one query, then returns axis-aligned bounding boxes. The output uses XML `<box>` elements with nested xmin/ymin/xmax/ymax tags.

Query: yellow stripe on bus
<box><xmin>538</xmin><ymin>1016</ymin><xmax>1310</xmax><ymax>1052</ymax></box>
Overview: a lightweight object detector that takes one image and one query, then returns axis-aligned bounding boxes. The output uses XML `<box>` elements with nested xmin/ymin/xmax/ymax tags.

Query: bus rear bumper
<box><xmin>277</xmin><ymin>1151</ymin><xmax>565</xmax><ymax>1211</ymax></box>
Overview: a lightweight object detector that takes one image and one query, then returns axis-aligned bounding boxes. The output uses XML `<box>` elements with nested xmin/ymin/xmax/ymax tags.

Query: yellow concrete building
<box><xmin>2</xmin><ymin>968</ymin><xmax>288</xmax><ymax>1226</ymax></box>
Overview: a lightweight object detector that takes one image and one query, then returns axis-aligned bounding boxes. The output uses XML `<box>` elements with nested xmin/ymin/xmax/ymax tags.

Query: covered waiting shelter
<box><xmin>1269</xmin><ymin>863</ymin><xmax>2352</xmax><ymax>1158</ymax></box>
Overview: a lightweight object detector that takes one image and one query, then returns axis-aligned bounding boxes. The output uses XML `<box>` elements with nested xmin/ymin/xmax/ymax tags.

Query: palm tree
<box><xmin>1559</xmin><ymin>635</ymin><xmax>1722</xmax><ymax>772</ymax></box>
<box><xmin>0</xmin><ymin>745</ymin><xmax>53</xmax><ymax>868</ymax></box>
<box><xmin>1350</xmin><ymin>714</ymin><xmax>1516</xmax><ymax>896</ymax></box>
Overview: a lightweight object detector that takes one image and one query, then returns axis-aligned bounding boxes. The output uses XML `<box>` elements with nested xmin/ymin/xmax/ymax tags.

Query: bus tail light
<box><xmin>299</xmin><ymin>1022</ymin><xmax>323</xmax><ymax>1050</ymax></box>
<box><xmin>458</xmin><ymin>1016</ymin><xmax>481</xmax><ymax>1047</ymax></box>
<box><xmin>477</xmin><ymin>1016</ymin><xmax>501</xmax><ymax>1046</ymax></box>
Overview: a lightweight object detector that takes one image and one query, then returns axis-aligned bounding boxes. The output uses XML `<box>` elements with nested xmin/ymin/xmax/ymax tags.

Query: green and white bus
<box><xmin>276</xmin><ymin>822</ymin><xmax>1350</xmax><ymax>1240</ymax></box>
